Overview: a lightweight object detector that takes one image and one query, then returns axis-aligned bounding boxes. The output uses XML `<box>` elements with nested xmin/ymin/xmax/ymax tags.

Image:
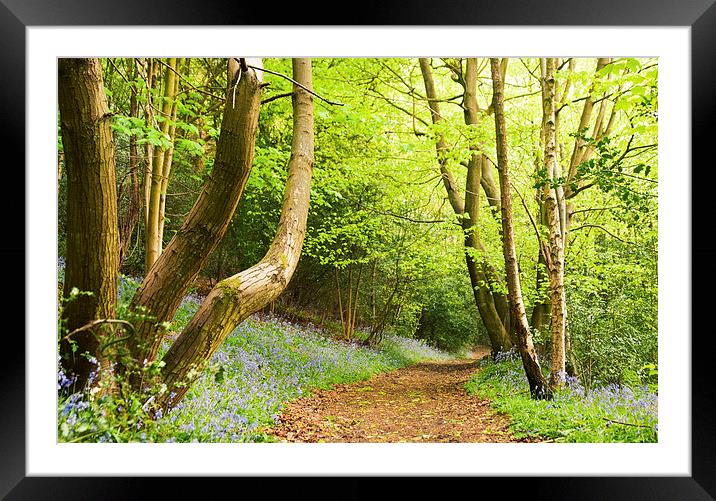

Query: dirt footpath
<box><xmin>268</xmin><ymin>349</ymin><xmax>527</xmax><ymax>443</ymax></box>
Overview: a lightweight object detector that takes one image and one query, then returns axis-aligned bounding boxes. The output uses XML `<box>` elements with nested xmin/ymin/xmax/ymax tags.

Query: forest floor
<box><xmin>268</xmin><ymin>346</ymin><xmax>535</xmax><ymax>443</ymax></box>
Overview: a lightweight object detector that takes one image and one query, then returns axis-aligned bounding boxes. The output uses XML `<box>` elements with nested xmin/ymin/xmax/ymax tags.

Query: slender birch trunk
<box><xmin>157</xmin><ymin>59</ymin><xmax>182</xmax><ymax>251</ymax></box>
<box><xmin>540</xmin><ymin>58</ymin><xmax>568</xmax><ymax>390</ymax></box>
<box><xmin>145</xmin><ymin>58</ymin><xmax>178</xmax><ymax>271</ymax></box>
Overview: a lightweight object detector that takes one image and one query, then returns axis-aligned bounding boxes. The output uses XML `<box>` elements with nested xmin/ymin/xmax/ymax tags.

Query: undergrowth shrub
<box><xmin>466</xmin><ymin>351</ymin><xmax>657</xmax><ymax>443</ymax></box>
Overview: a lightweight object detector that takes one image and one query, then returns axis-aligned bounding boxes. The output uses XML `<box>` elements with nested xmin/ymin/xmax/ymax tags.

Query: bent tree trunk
<box><xmin>158</xmin><ymin>58</ymin><xmax>315</xmax><ymax>410</ymax></box>
<box><xmin>126</xmin><ymin>58</ymin><xmax>263</xmax><ymax>381</ymax></box>
<box><xmin>490</xmin><ymin>58</ymin><xmax>551</xmax><ymax>400</ymax></box>
<box><xmin>418</xmin><ymin>58</ymin><xmax>512</xmax><ymax>354</ymax></box>
<box><xmin>58</xmin><ymin>58</ymin><xmax>120</xmax><ymax>390</ymax></box>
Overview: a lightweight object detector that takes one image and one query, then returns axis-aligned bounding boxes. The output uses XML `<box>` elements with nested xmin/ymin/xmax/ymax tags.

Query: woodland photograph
<box><xmin>57</xmin><ymin>56</ymin><xmax>658</xmax><ymax>444</ymax></box>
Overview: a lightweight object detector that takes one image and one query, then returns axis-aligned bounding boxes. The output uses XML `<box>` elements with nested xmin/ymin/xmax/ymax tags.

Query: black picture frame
<box><xmin>3</xmin><ymin>1</ymin><xmax>714</xmax><ymax>499</ymax></box>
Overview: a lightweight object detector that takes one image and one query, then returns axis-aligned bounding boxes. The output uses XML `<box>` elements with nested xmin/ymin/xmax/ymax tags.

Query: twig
<box><xmin>570</xmin><ymin>224</ymin><xmax>635</xmax><ymax>245</ymax></box>
<box><xmin>369</xmin><ymin>209</ymin><xmax>447</xmax><ymax>225</ymax></box>
<box><xmin>570</xmin><ymin>206</ymin><xmax>621</xmax><ymax>215</ymax></box>
<box><xmin>62</xmin><ymin>318</ymin><xmax>135</xmax><ymax>356</ymax></box>
<box><xmin>261</xmin><ymin>91</ymin><xmax>294</xmax><ymax>105</ymax></box>
<box><xmin>241</xmin><ymin>61</ymin><xmax>344</xmax><ymax>106</ymax></box>
<box><xmin>512</xmin><ymin>182</ymin><xmax>550</xmax><ymax>263</ymax></box>
<box><xmin>154</xmin><ymin>58</ymin><xmax>224</xmax><ymax>102</ymax></box>
<box><xmin>602</xmin><ymin>417</ymin><xmax>652</xmax><ymax>429</ymax></box>
<box><xmin>62</xmin><ymin>318</ymin><xmax>134</xmax><ymax>342</ymax></box>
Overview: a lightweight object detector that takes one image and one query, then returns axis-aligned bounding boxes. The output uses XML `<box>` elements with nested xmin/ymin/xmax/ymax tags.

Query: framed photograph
<box><xmin>4</xmin><ymin>0</ymin><xmax>714</xmax><ymax>498</ymax></box>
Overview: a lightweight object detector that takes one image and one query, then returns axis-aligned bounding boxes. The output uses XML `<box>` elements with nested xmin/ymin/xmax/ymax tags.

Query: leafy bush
<box><xmin>57</xmin><ymin>354</ymin><xmax>169</xmax><ymax>443</ymax></box>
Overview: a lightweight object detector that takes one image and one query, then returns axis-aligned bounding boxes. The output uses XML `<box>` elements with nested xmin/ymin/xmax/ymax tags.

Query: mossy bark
<box><xmin>126</xmin><ymin>58</ymin><xmax>262</xmax><ymax>380</ymax></box>
<box><xmin>159</xmin><ymin>58</ymin><xmax>315</xmax><ymax>409</ymax></box>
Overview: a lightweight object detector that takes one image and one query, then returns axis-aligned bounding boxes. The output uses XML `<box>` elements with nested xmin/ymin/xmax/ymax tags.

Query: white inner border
<box><xmin>27</xmin><ymin>27</ymin><xmax>690</xmax><ymax>476</ymax></box>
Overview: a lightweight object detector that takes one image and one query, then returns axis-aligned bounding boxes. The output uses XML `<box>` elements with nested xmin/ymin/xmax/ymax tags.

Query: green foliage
<box><xmin>58</xmin><ymin>58</ymin><xmax>659</xmax><ymax>442</ymax></box>
<box><xmin>567</xmin><ymin>235</ymin><xmax>657</xmax><ymax>388</ymax></box>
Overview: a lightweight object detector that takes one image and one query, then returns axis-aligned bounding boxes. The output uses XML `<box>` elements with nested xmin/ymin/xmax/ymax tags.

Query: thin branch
<box><xmin>261</xmin><ymin>91</ymin><xmax>294</xmax><ymax>105</ymax></box>
<box><xmin>61</xmin><ymin>319</ymin><xmax>136</xmax><ymax>355</ymax></box>
<box><xmin>512</xmin><ymin>182</ymin><xmax>550</xmax><ymax>262</ymax></box>
<box><xmin>107</xmin><ymin>58</ymin><xmax>132</xmax><ymax>88</ymax></box>
<box><xmin>621</xmin><ymin>171</ymin><xmax>658</xmax><ymax>183</ymax></box>
<box><xmin>368</xmin><ymin>88</ymin><xmax>430</xmax><ymax>128</ymax></box>
<box><xmin>370</xmin><ymin>209</ymin><xmax>447</xmax><ymax>225</ymax></box>
<box><xmin>567</xmin><ymin>181</ymin><xmax>596</xmax><ymax>199</ymax></box>
<box><xmin>570</xmin><ymin>224</ymin><xmax>635</xmax><ymax>245</ymax></box>
<box><xmin>155</xmin><ymin>58</ymin><xmax>224</xmax><ymax>102</ymax></box>
<box><xmin>243</xmin><ymin>62</ymin><xmax>344</xmax><ymax>106</ymax></box>
<box><xmin>62</xmin><ymin>318</ymin><xmax>135</xmax><ymax>342</ymax></box>
<box><xmin>570</xmin><ymin>206</ymin><xmax>621</xmax><ymax>215</ymax></box>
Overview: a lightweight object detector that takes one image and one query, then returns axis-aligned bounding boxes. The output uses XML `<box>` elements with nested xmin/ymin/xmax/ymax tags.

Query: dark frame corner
<box><xmin>3</xmin><ymin>0</ymin><xmax>714</xmax><ymax>498</ymax></box>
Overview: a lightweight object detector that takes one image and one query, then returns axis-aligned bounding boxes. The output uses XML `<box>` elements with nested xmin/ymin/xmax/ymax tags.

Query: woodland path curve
<box><xmin>268</xmin><ymin>346</ymin><xmax>530</xmax><ymax>443</ymax></box>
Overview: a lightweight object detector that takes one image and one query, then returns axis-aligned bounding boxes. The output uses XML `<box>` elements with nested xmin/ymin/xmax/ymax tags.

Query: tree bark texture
<box><xmin>490</xmin><ymin>58</ymin><xmax>551</xmax><ymax>400</ymax></box>
<box><xmin>541</xmin><ymin>58</ymin><xmax>568</xmax><ymax>391</ymax></box>
<box><xmin>127</xmin><ymin>58</ymin><xmax>263</xmax><ymax>374</ymax></box>
<box><xmin>158</xmin><ymin>58</ymin><xmax>315</xmax><ymax>409</ymax></box>
<box><xmin>58</xmin><ymin>58</ymin><xmax>120</xmax><ymax>390</ymax></box>
<box><xmin>564</xmin><ymin>58</ymin><xmax>611</xmax><ymax>199</ymax></box>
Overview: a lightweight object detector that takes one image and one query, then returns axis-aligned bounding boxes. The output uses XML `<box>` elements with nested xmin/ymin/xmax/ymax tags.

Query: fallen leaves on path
<box><xmin>267</xmin><ymin>348</ymin><xmax>530</xmax><ymax>443</ymax></box>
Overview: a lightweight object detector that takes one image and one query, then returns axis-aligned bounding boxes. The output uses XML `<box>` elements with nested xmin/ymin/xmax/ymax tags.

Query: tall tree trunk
<box><xmin>158</xmin><ymin>58</ymin><xmax>315</xmax><ymax>410</ymax></box>
<box><xmin>370</xmin><ymin>259</ymin><xmax>377</xmax><ymax>332</ymax></box>
<box><xmin>490</xmin><ymin>58</ymin><xmax>551</xmax><ymax>400</ymax></box>
<box><xmin>157</xmin><ymin>59</ymin><xmax>182</xmax><ymax>251</ymax></box>
<box><xmin>58</xmin><ymin>58</ymin><xmax>120</xmax><ymax>390</ymax></box>
<box><xmin>142</xmin><ymin>59</ymin><xmax>157</xmax><ymax>232</ymax></box>
<box><xmin>541</xmin><ymin>58</ymin><xmax>568</xmax><ymax>391</ymax></box>
<box><xmin>125</xmin><ymin>58</ymin><xmax>263</xmax><ymax>378</ymax></box>
<box><xmin>418</xmin><ymin>58</ymin><xmax>511</xmax><ymax>354</ymax></box>
<box><xmin>564</xmin><ymin>58</ymin><xmax>611</xmax><ymax>199</ymax></box>
<box><xmin>118</xmin><ymin>58</ymin><xmax>142</xmax><ymax>269</ymax></box>
<box><xmin>335</xmin><ymin>267</ymin><xmax>345</xmax><ymax>331</ymax></box>
<box><xmin>350</xmin><ymin>263</ymin><xmax>363</xmax><ymax>338</ymax></box>
<box><xmin>145</xmin><ymin>58</ymin><xmax>178</xmax><ymax>272</ymax></box>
